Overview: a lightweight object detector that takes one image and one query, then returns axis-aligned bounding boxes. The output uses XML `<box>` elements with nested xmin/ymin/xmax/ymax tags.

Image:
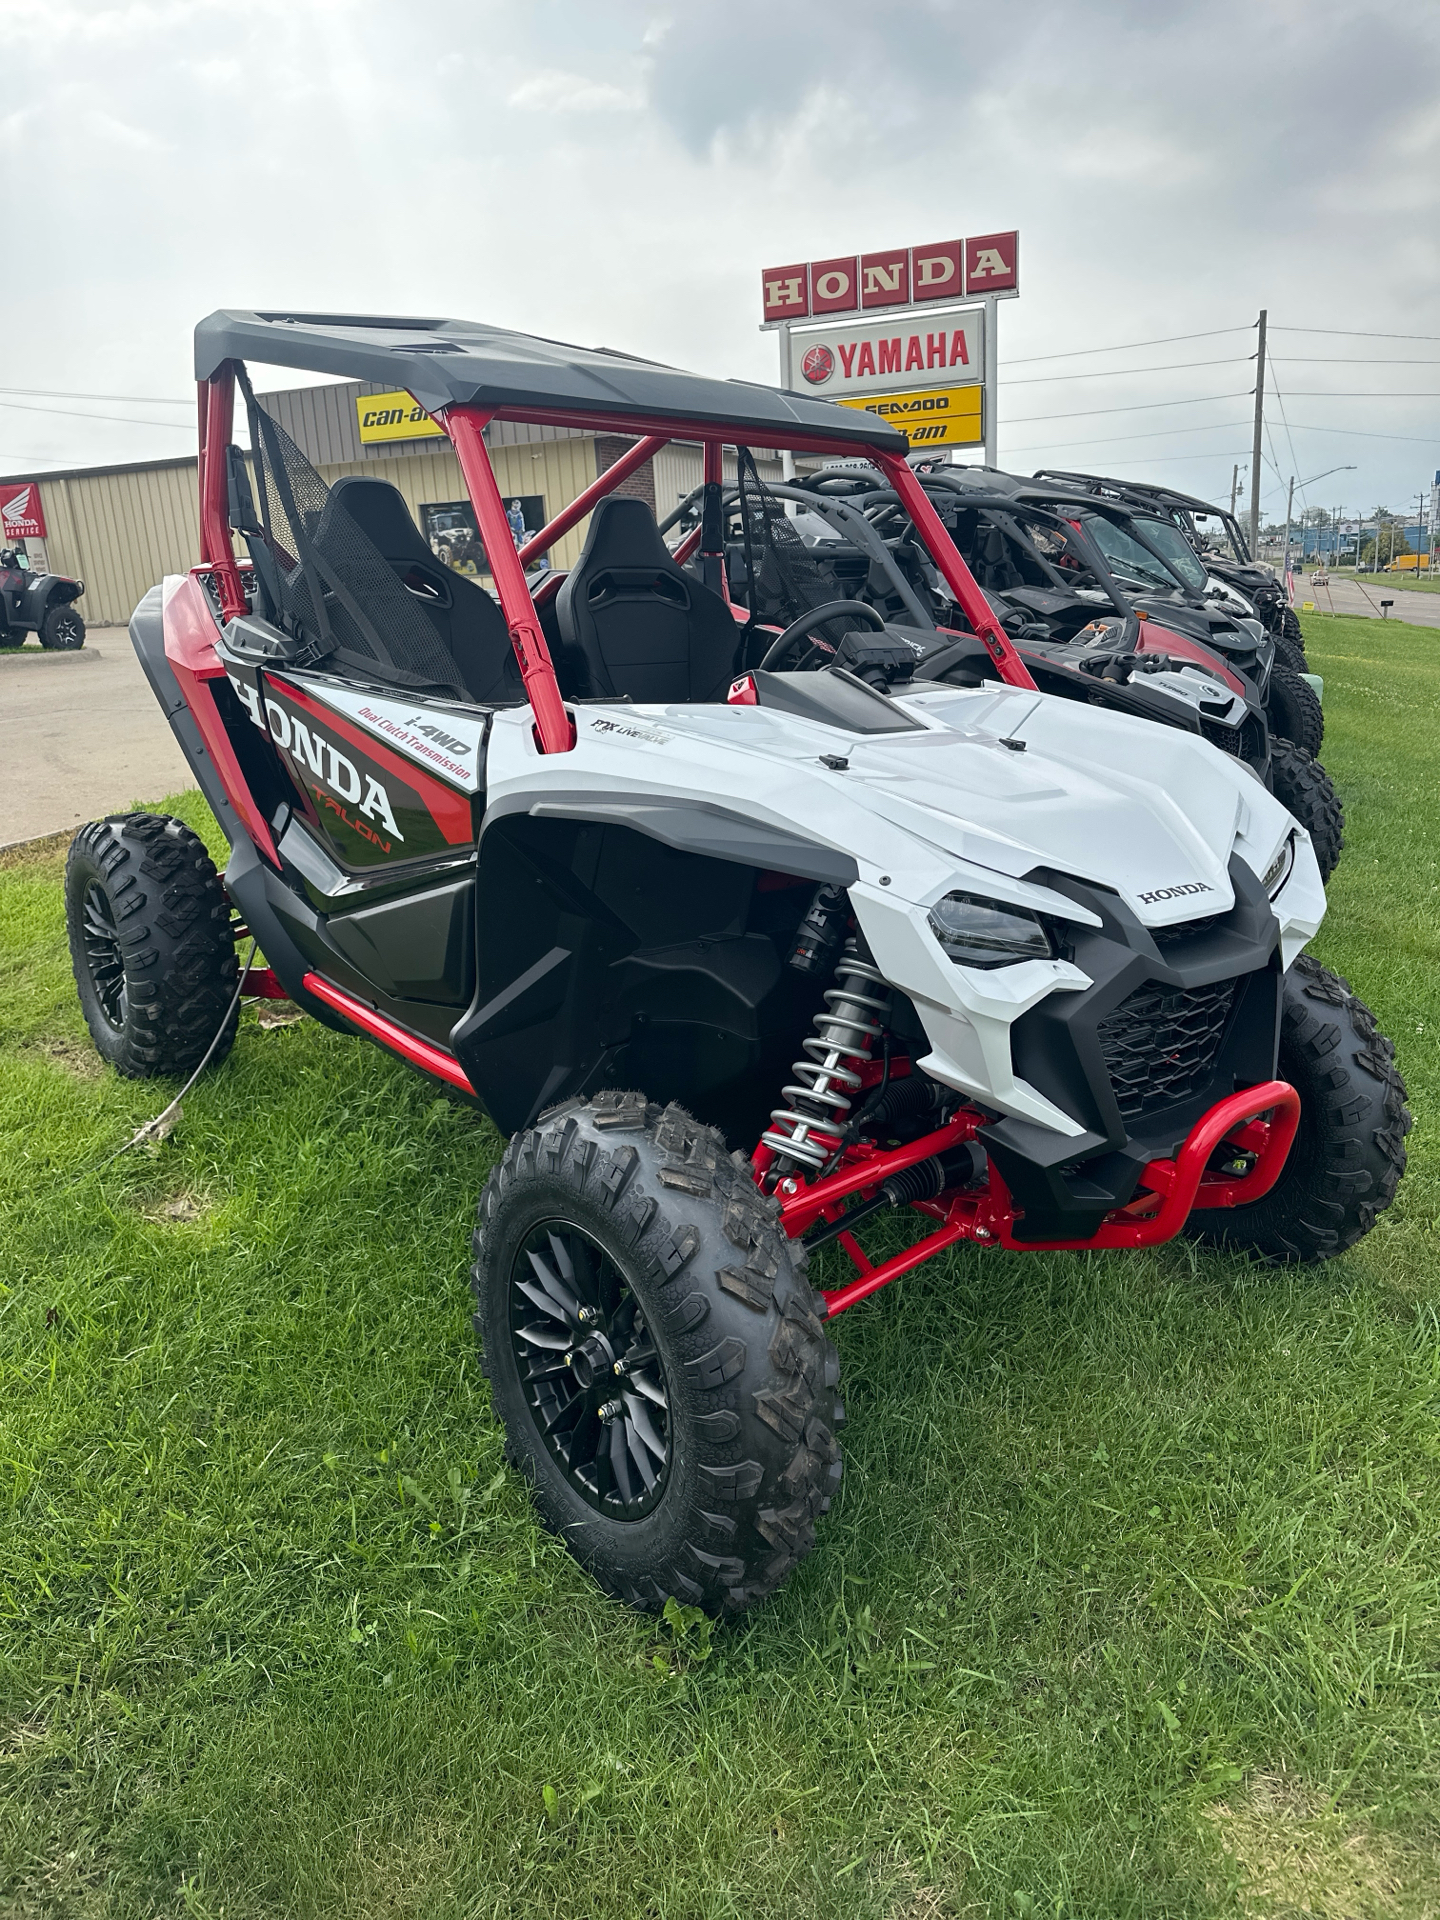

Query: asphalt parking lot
<box><xmin>0</xmin><ymin>636</ymin><xmax>195</xmax><ymax>849</ymax></box>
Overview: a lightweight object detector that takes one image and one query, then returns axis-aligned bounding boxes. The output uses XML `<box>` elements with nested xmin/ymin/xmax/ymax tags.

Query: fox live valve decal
<box><xmin>356</xmin><ymin>390</ymin><xmax>445</xmax><ymax>446</ymax></box>
<box><xmin>837</xmin><ymin>384</ymin><xmax>982</xmax><ymax>448</ymax></box>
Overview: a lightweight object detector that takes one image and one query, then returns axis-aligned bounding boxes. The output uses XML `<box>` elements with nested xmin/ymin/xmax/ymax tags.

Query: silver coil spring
<box><xmin>762</xmin><ymin>941</ymin><xmax>889</xmax><ymax>1175</ymax></box>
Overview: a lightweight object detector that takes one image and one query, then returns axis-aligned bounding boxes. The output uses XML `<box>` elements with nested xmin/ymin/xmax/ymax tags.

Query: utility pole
<box><xmin>1230</xmin><ymin>462</ymin><xmax>1241</xmax><ymax>518</ymax></box>
<box><xmin>1281</xmin><ymin>475</ymin><xmax>1295</xmax><ymax>588</ymax></box>
<box><xmin>1249</xmin><ymin>309</ymin><xmax>1267</xmax><ymax>560</ymax></box>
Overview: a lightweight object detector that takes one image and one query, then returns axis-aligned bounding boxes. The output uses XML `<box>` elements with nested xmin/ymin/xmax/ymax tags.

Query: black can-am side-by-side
<box><xmin>0</xmin><ymin>547</ymin><xmax>86</xmax><ymax>649</ymax></box>
<box><xmin>63</xmin><ymin>310</ymin><xmax>1409</xmax><ymax>1618</ymax></box>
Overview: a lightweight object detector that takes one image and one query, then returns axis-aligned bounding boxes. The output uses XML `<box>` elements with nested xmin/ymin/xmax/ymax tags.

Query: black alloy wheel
<box><xmin>80</xmin><ymin>879</ymin><xmax>128</xmax><ymax>1029</ymax></box>
<box><xmin>41</xmin><ymin>605</ymin><xmax>85</xmax><ymax>649</ymax></box>
<box><xmin>509</xmin><ymin>1220</ymin><xmax>671</xmax><ymax>1517</ymax></box>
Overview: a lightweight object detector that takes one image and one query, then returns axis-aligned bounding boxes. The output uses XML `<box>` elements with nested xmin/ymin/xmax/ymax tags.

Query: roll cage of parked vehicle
<box><xmin>1035</xmin><ymin>468</ymin><xmax>1308</xmax><ymax>661</ymax></box>
<box><xmin>662</xmin><ymin>462</ymin><xmax>1342</xmax><ymax>878</ymax></box>
<box><xmin>64</xmin><ymin>311</ymin><xmax>1407</xmax><ymax>1618</ymax></box>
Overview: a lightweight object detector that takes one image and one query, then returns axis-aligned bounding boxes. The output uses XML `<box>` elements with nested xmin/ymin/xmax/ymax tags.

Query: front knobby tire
<box><xmin>1267</xmin><ymin>738</ymin><xmax>1344</xmax><ymax>883</ymax></box>
<box><xmin>1188</xmin><ymin>956</ymin><xmax>1409</xmax><ymax>1262</ymax></box>
<box><xmin>472</xmin><ymin>1093</ymin><xmax>843</xmax><ymax>1615</ymax></box>
<box><xmin>40</xmin><ymin>604</ymin><xmax>85</xmax><ymax>649</ymax></box>
<box><xmin>1267</xmin><ymin>666</ymin><xmax>1324</xmax><ymax>756</ymax></box>
<box><xmin>1272</xmin><ymin>628</ymin><xmax>1309</xmax><ymax>675</ymax></box>
<box><xmin>65</xmin><ymin>812</ymin><xmax>239</xmax><ymax>1078</ymax></box>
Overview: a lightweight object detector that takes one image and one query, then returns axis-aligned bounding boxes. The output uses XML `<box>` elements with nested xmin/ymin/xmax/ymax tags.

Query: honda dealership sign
<box><xmin>761</xmin><ymin>231</ymin><xmax>1017</xmax><ymax>461</ymax></box>
<box><xmin>761</xmin><ymin>233</ymin><xmax>1017</xmax><ymax>325</ymax></box>
<box><xmin>0</xmin><ymin>482</ymin><xmax>47</xmax><ymax>540</ymax></box>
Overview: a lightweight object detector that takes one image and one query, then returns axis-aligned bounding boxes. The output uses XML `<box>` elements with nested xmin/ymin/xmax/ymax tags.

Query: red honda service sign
<box><xmin>761</xmin><ymin>232</ymin><xmax>1018</xmax><ymax>322</ymax></box>
<box><xmin>0</xmin><ymin>482</ymin><xmax>46</xmax><ymax>540</ymax></box>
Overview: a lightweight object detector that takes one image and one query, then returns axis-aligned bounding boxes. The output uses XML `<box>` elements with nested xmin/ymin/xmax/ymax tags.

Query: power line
<box><xmin>999</xmin><ymin>326</ymin><xmax>1252</xmax><ymax>366</ymax></box>
<box><xmin>1282</xmin><ymin>390</ymin><xmax>1440</xmax><ymax>399</ymax></box>
<box><xmin>0</xmin><ymin>397</ymin><xmax>194</xmax><ymax>430</ymax></box>
<box><xmin>1272</xmin><ymin>325</ymin><xmax>1440</xmax><ymax>342</ymax></box>
<box><xmin>1003</xmin><ymin>417</ymin><xmax>1251</xmax><ymax>453</ymax></box>
<box><xmin>1281</xmin><ymin>420</ymin><xmax>1440</xmax><ymax>445</ymax></box>
<box><xmin>0</xmin><ymin>384</ymin><xmax>193</xmax><ymax>406</ymax></box>
<box><xmin>1273</xmin><ymin>356</ymin><xmax>1440</xmax><ymax>365</ymax></box>
<box><xmin>1005</xmin><ymin>391</ymin><xmax>1253</xmax><ymax>426</ymax></box>
<box><xmin>999</xmin><ymin>356</ymin><xmax>1249</xmax><ymax>386</ymax></box>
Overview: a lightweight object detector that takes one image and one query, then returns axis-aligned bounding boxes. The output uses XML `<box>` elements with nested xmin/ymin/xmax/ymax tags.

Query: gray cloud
<box><xmin>2</xmin><ymin>0</ymin><xmax>1436</xmax><ymax>516</ymax></box>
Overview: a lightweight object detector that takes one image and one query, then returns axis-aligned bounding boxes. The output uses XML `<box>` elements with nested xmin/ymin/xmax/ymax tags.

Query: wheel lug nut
<box><xmin>598</xmin><ymin>1399</ymin><xmax>623</xmax><ymax>1423</ymax></box>
<box><xmin>577</xmin><ymin>1306</ymin><xmax>599</xmax><ymax>1325</ymax></box>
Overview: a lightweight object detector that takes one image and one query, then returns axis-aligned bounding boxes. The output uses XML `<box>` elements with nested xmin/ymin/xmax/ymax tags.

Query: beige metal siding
<box><xmin>38</xmin><ymin>460</ymin><xmax>201</xmax><ymax>626</ymax></box>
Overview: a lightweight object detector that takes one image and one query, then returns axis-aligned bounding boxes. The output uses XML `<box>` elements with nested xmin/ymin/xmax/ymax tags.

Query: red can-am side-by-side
<box><xmin>64</xmin><ymin>312</ymin><xmax>1409</xmax><ymax>1615</ymax></box>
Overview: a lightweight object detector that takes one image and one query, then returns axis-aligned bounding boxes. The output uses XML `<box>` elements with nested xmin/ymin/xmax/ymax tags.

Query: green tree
<box><xmin>1361</xmin><ymin>516</ymin><xmax>1412</xmax><ymax>568</ymax></box>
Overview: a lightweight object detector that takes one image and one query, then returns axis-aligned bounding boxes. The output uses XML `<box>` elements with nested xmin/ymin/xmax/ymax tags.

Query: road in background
<box><xmin>1300</xmin><ymin>575</ymin><xmax>1440</xmax><ymax>628</ymax></box>
<box><xmin>0</xmin><ymin>637</ymin><xmax>195</xmax><ymax>848</ymax></box>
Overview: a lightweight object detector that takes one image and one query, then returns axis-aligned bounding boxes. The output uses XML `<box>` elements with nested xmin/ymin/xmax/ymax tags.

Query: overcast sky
<box><xmin>5</xmin><ymin>0</ymin><xmax>1438</xmax><ymax>524</ymax></box>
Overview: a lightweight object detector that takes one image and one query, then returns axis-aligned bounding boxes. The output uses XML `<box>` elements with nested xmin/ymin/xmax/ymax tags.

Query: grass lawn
<box><xmin>2</xmin><ymin>609</ymin><xmax>1437</xmax><ymax>1918</ymax></box>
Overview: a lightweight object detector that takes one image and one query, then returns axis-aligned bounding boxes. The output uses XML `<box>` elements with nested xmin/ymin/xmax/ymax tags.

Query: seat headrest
<box><xmin>574</xmin><ymin>496</ymin><xmax>674</xmax><ymax>572</ymax></box>
<box><xmin>328</xmin><ymin>476</ymin><xmax>430</xmax><ymax>561</ymax></box>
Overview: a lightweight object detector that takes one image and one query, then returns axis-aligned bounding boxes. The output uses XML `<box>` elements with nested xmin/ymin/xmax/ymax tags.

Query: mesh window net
<box><xmin>241</xmin><ymin>376</ymin><xmax>469</xmax><ymax>699</ymax></box>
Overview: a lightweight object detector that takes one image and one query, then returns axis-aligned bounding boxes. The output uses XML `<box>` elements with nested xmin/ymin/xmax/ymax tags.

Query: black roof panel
<box><xmin>194</xmin><ymin>310</ymin><xmax>908</xmax><ymax>451</ymax></box>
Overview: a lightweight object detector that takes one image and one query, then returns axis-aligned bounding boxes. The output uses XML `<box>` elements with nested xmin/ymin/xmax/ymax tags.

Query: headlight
<box><xmin>928</xmin><ymin>891</ymin><xmax>1055</xmax><ymax>968</ymax></box>
<box><xmin>1263</xmin><ymin>833</ymin><xmax>1295</xmax><ymax>899</ymax></box>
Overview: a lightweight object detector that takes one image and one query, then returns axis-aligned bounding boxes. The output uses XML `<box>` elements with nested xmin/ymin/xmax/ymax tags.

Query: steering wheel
<box><xmin>759</xmin><ymin>600</ymin><xmax>888</xmax><ymax>672</ymax></box>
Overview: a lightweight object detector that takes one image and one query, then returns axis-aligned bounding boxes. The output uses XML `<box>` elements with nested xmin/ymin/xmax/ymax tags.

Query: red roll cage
<box><xmin>196</xmin><ymin>364</ymin><xmax>1037</xmax><ymax>755</ymax></box>
<box><xmin>191</xmin><ymin>365</ymin><xmax>1298</xmax><ymax>1312</ymax></box>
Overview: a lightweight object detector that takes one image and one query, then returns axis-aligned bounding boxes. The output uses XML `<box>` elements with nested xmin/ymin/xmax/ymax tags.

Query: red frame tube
<box><xmin>443</xmin><ymin>406</ymin><xmax>575</xmax><ymax>755</ymax></box>
<box><xmin>877</xmin><ymin>453</ymin><xmax>1036</xmax><ymax>690</ymax></box>
<box><xmin>303</xmin><ymin>972</ymin><xmax>477</xmax><ymax>1094</ymax></box>
<box><xmin>516</xmin><ymin>433</ymin><xmax>670</xmax><ymax>567</ymax></box>
<box><xmin>198</xmin><ymin>372</ymin><xmax>247</xmax><ymax>622</ymax></box>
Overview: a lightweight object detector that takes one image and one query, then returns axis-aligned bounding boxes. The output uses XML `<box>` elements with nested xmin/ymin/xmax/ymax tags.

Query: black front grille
<box><xmin>1097</xmin><ymin>976</ymin><xmax>1237</xmax><ymax>1122</ymax></box>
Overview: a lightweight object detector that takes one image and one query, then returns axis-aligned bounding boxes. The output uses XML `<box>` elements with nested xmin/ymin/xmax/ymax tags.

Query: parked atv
<box><xmin>0</xmin><ymin>547</ymin><xmax>86</xmax><ymax>649</ymax></box>
<box><xmin>66</xmin><ymin>310</ymin><xmax>1408</xmax><ymax>1620</ymax></box>
<box><xmin>670</xmin><ymin>465</ymin><xmax>1343</xmax><ymax>881</ymax></box>
<box><xmin>1035</xmin><ymin>470</ymin><xmax>1309</xmax><ymax>667</ymax></box>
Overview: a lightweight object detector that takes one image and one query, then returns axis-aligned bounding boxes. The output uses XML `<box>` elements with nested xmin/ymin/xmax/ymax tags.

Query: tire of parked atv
<box><xmin>1267</xmin><ymin>667</ymin><xmax>1324</xmax><ymax>756</ymax></box>
<box><xmin>65</xmin><ymin>812</ymin><xmax>239</xmax><ymax>1078</ymax></box>
<box><xmin>40</xmin><ymin>604</ymin><xmax>85</xmax><ymax>649</ymax></box>
<box><xmin>1186</xmin><ymin>955</ymin><xmax>1409</xmax><ymax>1263</ymax></box>
<box><xmin>472</xmin><ymin>1093</ymin><xmax>843</xmax><ymax>1616</ymax></box>
<box><xmin>1271</xmin><ymin>628</ymin><xmax>1309</xmax><ymax>674</ymax></box>
<box><xmin>1267</xmin><ymin>739</ymin><xmax>1344</xmax><ymax>883</ymax></box>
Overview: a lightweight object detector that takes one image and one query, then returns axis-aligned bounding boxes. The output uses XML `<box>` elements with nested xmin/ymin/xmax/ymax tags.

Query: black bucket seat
<box><xmin>556</xmin><ymin>497</ymin><xmax>740</xmax><ymax>704</ymax></box>
<box><xmin>324</xmin><ymin>476</ymin><xmax>521</xmax><ymax>704</ymax></box>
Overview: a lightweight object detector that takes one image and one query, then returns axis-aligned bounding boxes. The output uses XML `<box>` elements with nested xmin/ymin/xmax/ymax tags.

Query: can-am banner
<box><xmin>792</xmin><ymin>310</ymin><xmax>984</xmax><ymax>401</ymax></box>
<box><xmin>0</xmin><ymin>482</ymin><xmax>47</xmax><ymax>540</ymax></box>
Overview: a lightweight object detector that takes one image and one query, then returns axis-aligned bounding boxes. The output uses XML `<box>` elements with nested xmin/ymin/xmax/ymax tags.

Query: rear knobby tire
<box><xmin>1187</xmin><ymin>955</ymin><xmax>1409</xmax><ymax>1262</ymax></box>
<box><xmin>1267</xmin><ymin>666</ymin><xmax>1324</xmax><ymax>755</ymax></box>
<box><xmin>472</xmin><ymin>1092</ymin><xmax>843</xmax><ymax>1615</ymax></box>
<box><xmin>65</xmin><ymin>811</ymin><xmax>239</xmax><ymax>1078</ymax></box>
<box><xmin>40</xmin><ymin>604</ymin><xmax>85</xmax><ymax>649</ymax></box>
<box><xmin>1267</xmin><ymin>738</ymin><xmax>1344</xmax><ymax>883</ymax></box>
<box><xmin>1279</xmin><ymin>605</ymin><xmax>1306</xmax><ymax>651</ymax></box>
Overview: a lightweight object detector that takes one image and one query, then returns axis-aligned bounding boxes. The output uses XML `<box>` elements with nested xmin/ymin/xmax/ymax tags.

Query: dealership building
<box><xmin>0</xmin><ymin>380</ymin><xmax>781</xmax><ymax>627</ymax></box>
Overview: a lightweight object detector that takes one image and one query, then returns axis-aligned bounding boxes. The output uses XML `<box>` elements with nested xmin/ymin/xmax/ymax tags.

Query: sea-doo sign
<box><xmin>762</xmin><ymin>233</ymin><xmax>1017</xmax><ymax>324</ymax></box>
<box><xmin>0</xmin><ymin>483</ymin><xmax>47</xmax><ymax>540</ymax></box>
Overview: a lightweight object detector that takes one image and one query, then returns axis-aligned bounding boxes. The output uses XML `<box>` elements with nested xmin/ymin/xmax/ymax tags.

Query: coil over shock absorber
<box><xmin>762</xmin><ymin>936</ymin><xmax>889</xmax><ymax>1176</ymax></box>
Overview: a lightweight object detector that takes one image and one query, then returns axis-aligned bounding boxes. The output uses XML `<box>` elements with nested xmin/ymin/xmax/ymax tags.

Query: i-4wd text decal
<box><xmin>288</xmin><ymin>677</ymin><xmax>487</xmax><ymax>794</ymax></box>
<box><xmin>228</xmin><ymin>673</ymin><xmax>474</xmax><ymax>867</ymax></box>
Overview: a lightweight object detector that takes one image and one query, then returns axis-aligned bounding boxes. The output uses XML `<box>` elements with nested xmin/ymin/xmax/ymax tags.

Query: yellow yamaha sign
<box><xmin>836</xmin><ymin>385</ymin><xmax>982</xmax><ymax>448</ymax></box>
<box><xmin>356</xmin><ymin>391</ymin><xmax>445</xmax><ymax>445</ymax></box>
